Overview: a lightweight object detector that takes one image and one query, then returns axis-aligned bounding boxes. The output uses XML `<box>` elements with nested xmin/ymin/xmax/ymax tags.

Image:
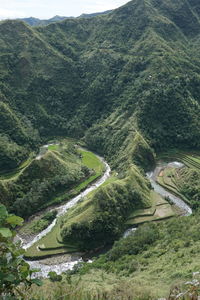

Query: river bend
<box><xmin>20</xmin><ymin>159</ymin><xmax>192</xmax><ymax>277</ymax></box>
<box><xmin>19</xmin><ymin>154</ymin><xmax>111</xmax><ymax>278</ymax></box>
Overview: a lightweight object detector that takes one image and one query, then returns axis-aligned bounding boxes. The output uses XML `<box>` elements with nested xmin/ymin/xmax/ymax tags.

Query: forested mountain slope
<box><xmin>0</xmin><ymin>0</ymin><xmax>200</xmax><ymax>172</ymax></box>
<box><xmin>20</xmin><ymin>16</ymin><xmax>69</xmax><ymax>27</ymax></box>
<box><xmin>20</xmin><ymin>11</ymin><xmax>113</xmax><ymax>27</ymax></box>
<box><xmin>1</xmin><ymin>1</ymin><xmax>200</xmax><ymax>297</ymax></box>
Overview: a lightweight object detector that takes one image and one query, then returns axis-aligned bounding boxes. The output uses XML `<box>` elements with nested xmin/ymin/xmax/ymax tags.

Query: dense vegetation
<box><xmin>156</xmin><ymin>151</ymin><xmax>200</xmax><ymax>209</ymax></box>
<box><xmin>71</xmin><ymin>215</ymin><xmax>200</xmax><ymax>297</ymax></box>
<box><xmin>1</xmin><ymin>0</ymin><xmax>200</xmax><ymax>172</ymax></box>
<box><xmin>20</xmin><ymin>210</ymin><xmax>57</xmax><ymax>236</ymax></box>
<box><xmin>1</xmin><ymin>0</ymin><xmax>200</xmax><ymax>298</ymax></box>
<box><xmin>0</xmin><ymin>205</ymin><xmax>41</xmax><ymax>298</ymax></box>
<box><xmin>20</xmin><ymin>11</ymin><xmax>112</xmax><ymax>27</ymax></box>
<box><xmin>22</xmin><ymin>215</ymin><xmax>200</xmax><ymax>299</ymax></box>
<box><xmin>61</xmin><ymin>165</ymin><xmax>151</xmax><ymax>249</ymax></box>
<box><xmin>0</xmin><ymin>142</ymin><xmax>92</xmax><ymax>218</ymax></box>
<box><xmin>175</xmin><ymin>167</ymin><xmax>200</xmax><ymax>209</ymax></box>
<box><xmin>0</xmin><ymin>101</ymin><xmax>39</xmax><ymax>171</ymax></box>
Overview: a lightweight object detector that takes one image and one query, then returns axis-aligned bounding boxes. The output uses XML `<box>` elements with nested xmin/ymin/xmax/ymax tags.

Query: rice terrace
<box><xmin>1</xmin><ymin>0</ymin><xmax>200</xmax><ymax>298</ymax></box>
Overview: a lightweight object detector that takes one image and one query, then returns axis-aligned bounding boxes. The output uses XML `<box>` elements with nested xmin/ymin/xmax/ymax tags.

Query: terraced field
<box><xmin>24</xmin><ymin>216</ymin><xmax>79</xmax><ymax>259</ymax></box>
<box><xmin>156</xmin><ymin>167</ymin><xmax>190</xmax><ymax>204</ymax></box>
<box><xmin>126</xmin><ymin>191</ymin><xmax>175</xmax><ymax>226</ymax></box>
<box><xmin>25</xmin><ymin>150</ymin><xmax>199</xmax><ymax>259</ymax></box>
<box><xmin>24</xmin><ymin>149</ymin><xmax>105</xmax><ymax>259</ymax></box>
<box><xmin>160</xmin><ymin>151</ymin><xmax>200</xmax><ymax>170</ymax></box>
<box><xmin>156</xmin><ymin>151</ymin><xmax>200</xmax><ymax>206</ymax></box>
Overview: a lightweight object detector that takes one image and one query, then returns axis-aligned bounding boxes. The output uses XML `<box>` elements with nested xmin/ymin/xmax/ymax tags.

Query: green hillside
<box><xmin>1</xmin><ymin>0</ymin><xmax>200</xmax><ymax>163</ymax></box>
<box><xmin>20</xmin><ymin>11</ymin><xmax>112</xmax><ymax>27</ymax></box>
<box><xmin>157</xmin><ymin>151</ymin><xmax>200</xmax><ymax>209</ymax></box>
<box><xmin>0</xmin><ymin>142</ymin><xmax>94</xmax><ymax>218</ymax></box>
<box><xmin>0</xmin><ymin>101</ymin><xmax>39</xmax><ymax>171</ymax></box>
<box><xmin>1</xmin><ymin>0</ymin><xmax>200</xmax><ymax>298</ymax></box>
<box><xmin>61</xmin><ymin>164</ymin><xmax>152</xmax><ymax>250</ymax></box>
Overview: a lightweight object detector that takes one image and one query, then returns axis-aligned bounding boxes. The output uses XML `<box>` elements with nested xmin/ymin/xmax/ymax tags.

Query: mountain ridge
<box><xmin>17</xmin><ymin>10</ymin><xmax>113</xmax><ymax>27</ymax></box>
<box><xmin>0</xmin><ymin>0</ymin><xmax>200</xmax><ymax>195</ymax></box>
<box><xmin>1</xmin><ymin>0</ymin><xmax>200</xmax><ymax>165</ymax></box>
<box><xmin>1</xmin><ymin>1</ymin><xmax>200</xmax><ymax>297</ymax></box>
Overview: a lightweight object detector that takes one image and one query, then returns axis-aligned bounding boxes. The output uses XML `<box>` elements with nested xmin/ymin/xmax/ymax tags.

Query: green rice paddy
<box><xmin>156</xmin><ymin>150</ymin><xmax>200</xmax><ymax>205</ymax></box>
<box><xmin>126</xmin><ymin>191</ymin><xmax>175</xmax><ymax>226</ymax></box>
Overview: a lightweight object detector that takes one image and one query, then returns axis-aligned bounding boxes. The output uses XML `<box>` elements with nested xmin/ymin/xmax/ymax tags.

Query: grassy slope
<box><xmin>40</xmin><ymin>149</ymin><xmax>105</xmax><ymax>209</ymax></box>
<box><xmin>25</xmin><ymin>149</ymin><xmax>104</xmax><ymax>258</ymax></box>
<box><xmin>27</xmin><ymin>215</ymin><xmax>200</xmax><ymax>299</ymax></box>
<box><xmin>74</xmin><ymin>149</ymin><xmax>105</xmax><ymax>191</ymax></box>
<box><xmin>0</xmin><ymin>141</ymin><xmax>101</xmax><ymax>217</ymax></box>
<box><xmin>157</xmin><ymin>151</ymin><xmax>200</xmax><ymax>208</ymax></box>
<box><xmin>126</xmin><ymin>191</ymin><xmax>175</xmax><ymax>225</ymax></box>
<box><xmin>1</xmin><ymin>0</ymin><xmax>200</xmax><ymax>297</ymax></box>
<box><xmin>78</xmin><ymin>215</ymin><xmax>200</xmax><ymax>298</ymax></box>
<box><xmin>59</xmin><ymin>164</ymin><xmax>155</xmax><ymax>252</ymax></box>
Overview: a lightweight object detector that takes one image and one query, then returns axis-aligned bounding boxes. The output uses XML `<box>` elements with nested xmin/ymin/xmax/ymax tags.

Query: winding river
<box><xmin>123</xmin><ymin>162</ymin><xmax>192</xmax><ymax>239</ymax></box>
<box><xmin>20</xmin><ymin>154</ymin><xmax>111</xmax><ymax>278</ymax></box>
<box><xmin>19</xmin><ymin>155</ymin><xmax>192</xmax><ymax>278</ymax></box>
<box><xmin>146</xmin><ymin>161</ymin><xmax>192</xmax><ymax>216</ymax></box>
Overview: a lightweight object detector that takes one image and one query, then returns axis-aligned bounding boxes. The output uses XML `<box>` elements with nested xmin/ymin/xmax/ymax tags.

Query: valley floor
<box><xmin>15</xmin><ymin>149</ymin><xmax>200</xmax><ymax>299</ymax></box>
<box><xmin>22</xmin><ymin>146</ymin><xmax>106</xmax><ymax>259</ymax></box>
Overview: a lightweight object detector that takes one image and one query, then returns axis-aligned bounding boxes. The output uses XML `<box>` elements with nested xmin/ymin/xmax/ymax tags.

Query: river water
<box><xmin>123</xmin><ymin>161</ymin><xmax>192</xmax><ymax>238</ymax></box>
<box><xmin>146</xmin><ymin>161</ymin><xmax>192</xmax><ymax>216</ymax></box>
<box><xmin>20</xmin><ymin>157</ymin><xmax>192</xmax><ymax>278</ymax></box>
<box><xmin>20</xmin><ymin>154</ymin><xmax>111</xmax><ymax>278</ymax></box>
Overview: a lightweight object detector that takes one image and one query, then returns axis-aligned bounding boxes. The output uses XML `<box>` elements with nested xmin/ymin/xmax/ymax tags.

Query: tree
<box><xmin>0</xmin><ymin>204</ymin><xmax>42</xmax><ymax>298</ymax></box>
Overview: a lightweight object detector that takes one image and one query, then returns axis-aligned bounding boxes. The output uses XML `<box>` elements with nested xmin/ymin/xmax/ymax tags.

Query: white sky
<box><xmin>0</xmin><ymin>0</ymin><xmax>129</xmax><ymax>20</ymax></box>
